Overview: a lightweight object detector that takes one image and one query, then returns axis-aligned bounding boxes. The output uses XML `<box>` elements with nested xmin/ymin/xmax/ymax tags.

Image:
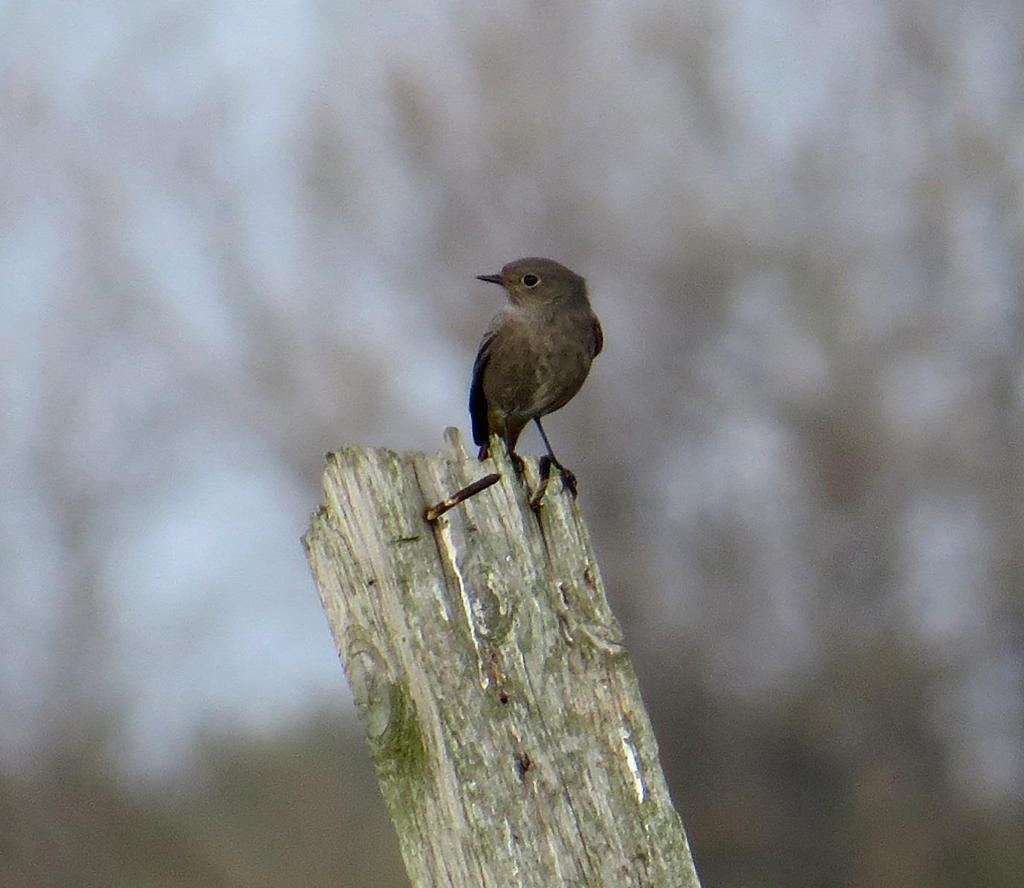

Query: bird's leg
<box><xmin>479</xmin><ymin>429</ymin><xmax>525</xmax><ymax>481</ymax></box>
<box><xmin>504</xmin><ymin>427</ymin><xmax>526</xmax><ymax>480</ymax></box>
<box><xmin>529</xmin><ymin>454</ymin><xmax>554</xmax><ymax>511</ymax></box>
<box><xmin>534</xmin><ymin>418</ymin><xmax>578</xmax><ymax>498</ymax></box>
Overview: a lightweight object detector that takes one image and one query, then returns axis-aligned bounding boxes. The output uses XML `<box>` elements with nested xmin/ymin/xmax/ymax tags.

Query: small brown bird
<box><xmin>470</xmin><ymin>257</ymin><xmax>603</xmax><ymax>496</ymax></box>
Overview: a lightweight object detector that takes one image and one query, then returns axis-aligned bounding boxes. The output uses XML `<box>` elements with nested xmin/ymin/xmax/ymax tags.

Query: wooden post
<box><xmin>303</xmin><ymin>428</ymin><xmax>701</xmax><ymax>887</ymax></box>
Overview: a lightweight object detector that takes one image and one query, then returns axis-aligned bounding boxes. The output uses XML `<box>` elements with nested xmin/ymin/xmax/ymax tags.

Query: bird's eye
<box><xmin>522</xmin><ymin>273</ymin><xmax>540</xmax><ymax>288</ymax></box>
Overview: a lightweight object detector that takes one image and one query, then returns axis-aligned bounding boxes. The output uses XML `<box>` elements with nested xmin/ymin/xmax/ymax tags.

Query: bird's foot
<box><xmin>480</xmin><ymin>441</ymin><xmax>526</xmax><ymax>479</ymax></box>
<box><xmin>510</xmin><ymin>451</ymin><xmax>527</xmax><ymax>480</ymax></box>
<box><xmin>480</xmin><ymin>441</ymin><xmax>530</xmax><ymax>493</ymax></box>
<box><xmin>530</xmin><ymin>456</ymin><xmax>578</xmax><ymax>509</ymax></box>
<box><xmin>558</xmin><ymin>463</ymin><xmax>578</xmax><ymax>498</ymax></box>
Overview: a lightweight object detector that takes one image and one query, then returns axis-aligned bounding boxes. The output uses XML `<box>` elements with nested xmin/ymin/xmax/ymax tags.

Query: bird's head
<box><xmin>477</xmin><ymin>257</ymin><xmax>587</xmax><ymax>308</ymax></box>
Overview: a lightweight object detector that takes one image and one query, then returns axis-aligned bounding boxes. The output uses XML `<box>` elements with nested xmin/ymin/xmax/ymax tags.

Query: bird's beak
<box><xmin>476</xmin><ymin>273</ymin><xmax>503</xmax><ymax>285</ymax></box>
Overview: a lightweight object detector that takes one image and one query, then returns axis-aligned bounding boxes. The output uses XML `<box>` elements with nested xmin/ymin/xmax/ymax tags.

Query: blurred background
<box><xmin>2</xmin><ymin>1</ymin><xmax>1022</xmax><ymax>885</ymax></box>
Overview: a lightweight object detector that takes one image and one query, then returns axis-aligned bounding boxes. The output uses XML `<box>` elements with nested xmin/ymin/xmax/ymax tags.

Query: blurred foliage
<box><xmin>1</xmin><ymin>715</ymin><xmax>405</xmax><ymax>888</ymax></box>
<box><xmin>649</xmin><ymin>638</ymin><xmax>1024</xmax><ymax>887</ymax></box>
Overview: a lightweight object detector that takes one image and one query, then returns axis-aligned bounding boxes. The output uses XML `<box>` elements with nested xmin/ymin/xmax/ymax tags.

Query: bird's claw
<box><xmin>479</xmin><ymin>442</ymin><xmax>526</xmax><ymax>481</ymax></box>
<box><xmin>559</xmin><ymin>465</ymin><xmax>578</xmax><ymax>498</ymax></box>
<box><xmin>510</xmin><ymin>452</ymin><xmax>526</xmax><ymax>479</ymax></box>
<box><xmin>530</xmin><ymin>455</ymin><xmax>578</xmax><ymax>509</ymax></box>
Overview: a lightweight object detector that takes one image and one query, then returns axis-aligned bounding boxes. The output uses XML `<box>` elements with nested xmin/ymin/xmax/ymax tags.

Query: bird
<box><xmin>469</xmin><ymin>257</ymin><xmax>603</xmax><ymax>498</ymax></box>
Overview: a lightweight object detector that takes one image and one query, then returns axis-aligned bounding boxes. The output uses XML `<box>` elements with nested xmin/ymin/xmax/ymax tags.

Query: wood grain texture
<box><xmin>303</xmin><ymin>428</ymin><xmax>701</xmax><ymax>888</ymax></box>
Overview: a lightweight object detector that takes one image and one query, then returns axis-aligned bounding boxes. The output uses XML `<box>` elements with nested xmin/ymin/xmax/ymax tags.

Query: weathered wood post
<box><xmin>303</xmin><ymin>428</ymin><xmax>701</xmax><ymax>887</ymax></box>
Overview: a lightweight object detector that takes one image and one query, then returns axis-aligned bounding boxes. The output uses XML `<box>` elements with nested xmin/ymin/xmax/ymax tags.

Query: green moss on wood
<box><xmin>370</xmin><ymin>682</ymin><xmax>428</xmax><ymax>787</ymax></box>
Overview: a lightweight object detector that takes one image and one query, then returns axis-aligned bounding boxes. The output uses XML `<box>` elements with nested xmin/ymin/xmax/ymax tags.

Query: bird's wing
<box><xmin>469</xmin><ymin>330</ymin><xmax>495</xmax><ymax>447</ymax></box>
<box><xmin>592</xmin><ymin>315</ymin><xmax>604</xmax><ymax>357</ymax></box>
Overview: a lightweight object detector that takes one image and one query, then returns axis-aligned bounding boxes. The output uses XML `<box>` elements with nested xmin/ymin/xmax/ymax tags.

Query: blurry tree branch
<box><xmin>303</xmin><ymin>429</ymin><xmax>700</xmax><ymax>887</ymax></box>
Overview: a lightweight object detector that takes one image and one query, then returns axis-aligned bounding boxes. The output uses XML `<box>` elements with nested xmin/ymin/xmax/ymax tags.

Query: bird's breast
<box><xmin>482</xmin><ymin>309</ymin><xmax>596</xmax><ymax>419</ymax></box>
